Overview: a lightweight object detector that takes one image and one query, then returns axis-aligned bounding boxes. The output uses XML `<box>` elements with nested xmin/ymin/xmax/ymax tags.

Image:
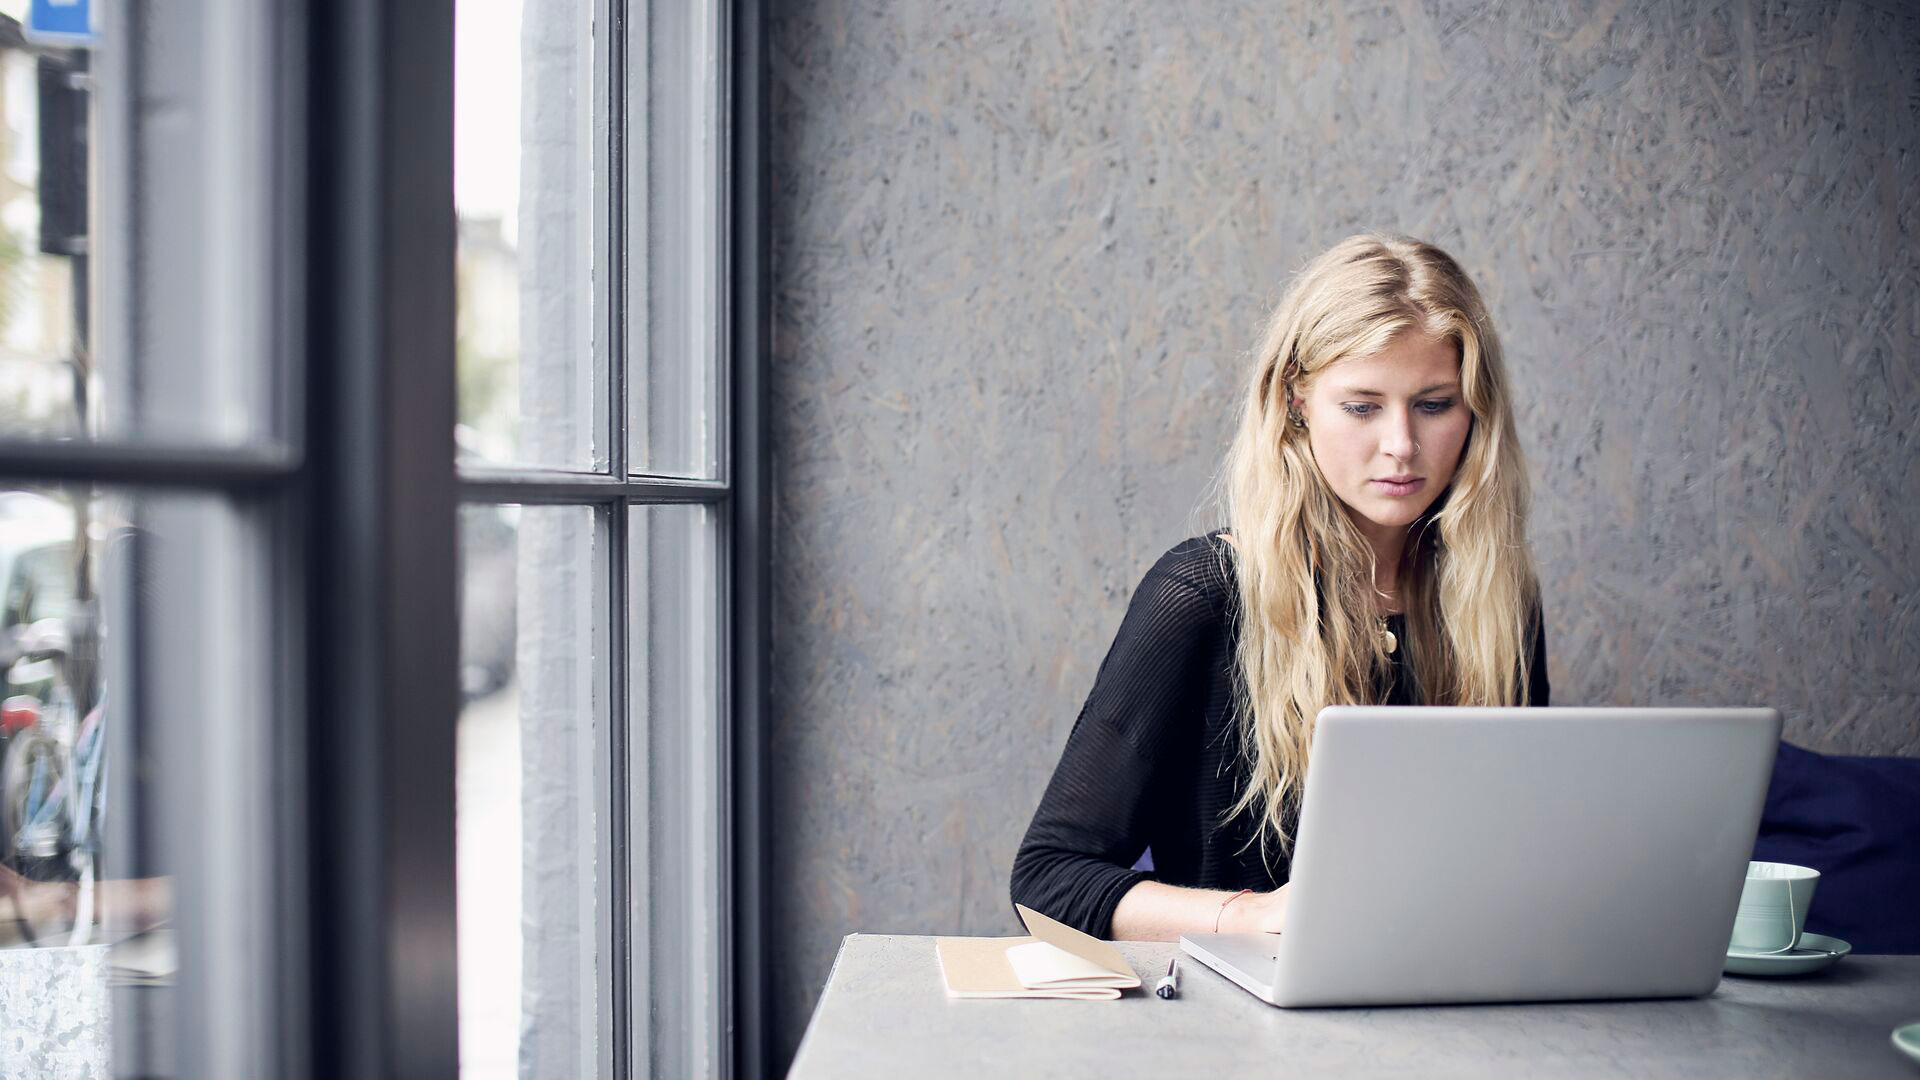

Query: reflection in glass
<box><xmin>455</xmin><ymin>0</ymin><xmax>601</xmax><ymax>471</ymax></box>
<box><xmin>457</xmin><ymin>503</ymin><xmax>605</xmax><ymax>1079</ymax></box>
<box><xmin>0</xmin><ymin>487</ymin><xmax>175</xmax><ymax>1076</ymax></box>
<box><xmin>0</xmin><ymin>34</ymin><xmax>91</xmax><ymax>440</ymax></box>
<box><xmin>1</xmin><ymin>7</ymin><xmax>278</xmax><ymax>446</ymax></box>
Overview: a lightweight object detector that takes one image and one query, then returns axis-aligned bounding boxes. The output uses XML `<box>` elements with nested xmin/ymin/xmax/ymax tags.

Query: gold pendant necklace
<box><xmin>1378</xmin><ymin>618</ymin><xmax>1397</xmax><ymax>655</ymax></box>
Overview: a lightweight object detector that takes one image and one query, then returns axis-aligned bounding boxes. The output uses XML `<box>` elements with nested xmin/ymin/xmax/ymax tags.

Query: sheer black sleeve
<box><xmin>1008</xmin><ymin>552</ymin><xmax>1221</xmax><ymax>938</ymax></box>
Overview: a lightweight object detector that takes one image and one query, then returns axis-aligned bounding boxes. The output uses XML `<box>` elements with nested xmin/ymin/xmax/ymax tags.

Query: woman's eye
<box><xmin>1340</xmin><ymin>399</ymin><xmax>1455</xmax><ymax>418</ymax></box>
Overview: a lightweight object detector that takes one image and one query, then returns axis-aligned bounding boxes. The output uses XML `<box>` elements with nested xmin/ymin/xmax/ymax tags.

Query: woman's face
<box><xmin>1292</xmin><ymin>330</ymin><xmax>1472</xmax><ymax>535</ymax></box>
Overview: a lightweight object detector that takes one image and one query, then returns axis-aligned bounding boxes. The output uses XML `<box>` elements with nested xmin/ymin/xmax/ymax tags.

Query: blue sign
<box><xmin>26</xmin><ymin>0</ymin><xmax>96</xmax><ymax>48</ymax></box>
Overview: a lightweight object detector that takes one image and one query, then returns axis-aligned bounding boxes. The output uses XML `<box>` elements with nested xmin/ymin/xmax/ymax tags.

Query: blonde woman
<box><xmin>1010</xmin><ymin>233</ymin><xmax>1548</xmax><ymax>941</ymax></box>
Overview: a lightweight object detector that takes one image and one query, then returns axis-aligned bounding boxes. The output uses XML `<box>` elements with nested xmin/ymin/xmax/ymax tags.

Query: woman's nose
<box><xmin>1381</xmin><ymin>411</ymin><xmax>1416</xmax><ymax>461</ymax></box>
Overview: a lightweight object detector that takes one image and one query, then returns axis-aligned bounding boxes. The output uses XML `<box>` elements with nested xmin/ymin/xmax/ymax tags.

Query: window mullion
<box><xmin>727</xmin><ymin>3</ymin><xmax>772</xmax><ymax>1074</ymax></box>
<box><xmin>603</xmin><ymin>0</ymin><xmax>628</xmax><ymax>481</ymax></box>
<box><xmin>307</xmin><ymin>0</ymin><xmax>460</xmax><ymax>1074</ymax></box>
<box><xmin>711</xmin><ymin>0</ymin><xmax>734</xmax><ymax>490</ymax></box>
<box><xmin>606</xmin><ymin>497</ymin><xmax>633</xmax><ymax>1080</ymax></box>
<box><xmin>457</xmin><ymin>476</ymin><xmax>729</xmax><ymax>504</ymax></box>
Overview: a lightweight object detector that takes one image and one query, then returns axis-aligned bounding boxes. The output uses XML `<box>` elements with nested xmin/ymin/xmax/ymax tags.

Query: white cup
<box><xmin>1729</xmin><ymin>861</ymin><xmax>1819</xmax><ymax>954</ymax></box>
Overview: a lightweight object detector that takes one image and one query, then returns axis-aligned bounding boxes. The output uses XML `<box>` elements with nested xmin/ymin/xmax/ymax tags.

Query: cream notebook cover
<box><xmin>935</xmin><ymin>904</ymin><xmax>1142</xmax><ymax>1000</ymax></box>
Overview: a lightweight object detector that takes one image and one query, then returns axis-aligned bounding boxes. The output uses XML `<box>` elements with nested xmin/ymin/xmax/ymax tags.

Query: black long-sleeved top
<box><xmin>1009</xmin><ymin>529</ymin><xmax>1550</xmax><ymax>939</ymax></box>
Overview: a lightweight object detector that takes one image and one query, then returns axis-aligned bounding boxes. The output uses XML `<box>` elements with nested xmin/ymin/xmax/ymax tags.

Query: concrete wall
<box><xmin>768</xmin><ymin>0</ymin><xmax>1920</xmax><ymax>1064</ymax></box>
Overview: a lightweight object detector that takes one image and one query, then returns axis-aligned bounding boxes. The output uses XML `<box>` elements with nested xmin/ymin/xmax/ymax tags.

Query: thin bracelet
<box><xmin>1214</xmin><ymin>888</ymin><xmax>1254</xmax><ymax>933</ymax></box>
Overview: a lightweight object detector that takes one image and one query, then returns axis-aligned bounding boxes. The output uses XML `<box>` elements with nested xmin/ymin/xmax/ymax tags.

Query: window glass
<box><xmin>0</xmin><ymin>5</ymin><xmax>299</xmax><ymax>1076</ymax></box>
<box><xmin>628</xmin><ymin>502</ymin><xmax>720</xmax><ymax>1075</ymax></box>
<box><xmin>0</xmin><ymin>30</ymin><xmax>91</xmax><ymax>440</ymax></box>
<box><xmin>0</xmin><ymin>491</ymin><xmax>99</xmax><ymax>940</ymax></box>
<box><xmin>457</xmin><ymin>503</ymin><xmax>608</xmax><ymax>1079</ymax></box>
<box><xmin>0</xmin><ymin>487</ymin><xmax>123</xmax><ymax>1077</ymax></box>
<box><xmin>8</xmin><ymin>544</ymin><xmax>76</xmax><ymax>624</ymax></box>
<box><xmin>0</xmin><ymin>485</ymin><xmax>277</xmax><ymax>1079</ymax></box>
<box><xmin>455</xmin><ymin>0</ymin><xmax>605</xmax><ymax>472</ymax></box>
<box><xmin>0</xmin><ymin>5</ymin><xmax>280</xmax><ymax>446</ymax></box>
<box><xmin>629</xmin><ymin>1</ymin><xmax>723</xmax><ymax>479</ymax></box>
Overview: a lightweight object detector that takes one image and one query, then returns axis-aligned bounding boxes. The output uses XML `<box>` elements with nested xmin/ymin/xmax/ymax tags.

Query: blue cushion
<box><xmin>1752</xmin><ymin>741</ymin><xmax>1920</xmax><ymax>954</ymax></box>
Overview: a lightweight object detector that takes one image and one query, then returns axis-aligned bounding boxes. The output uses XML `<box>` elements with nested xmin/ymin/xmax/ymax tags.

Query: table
<box><xmin>789</xmin><ymin>935</ymin><xmax>1920</xmax><ymax>1078</ymax></box>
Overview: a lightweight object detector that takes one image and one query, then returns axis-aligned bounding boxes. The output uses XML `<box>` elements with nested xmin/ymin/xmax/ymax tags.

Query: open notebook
<box><xmin>935</xmin><ymin>904</ymin><xmax>1143</xmax><ymax>1000</ymax></box>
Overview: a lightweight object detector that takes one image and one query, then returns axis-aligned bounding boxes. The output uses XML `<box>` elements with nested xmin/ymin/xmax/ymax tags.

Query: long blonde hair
<box><xmin>1213</xmin><ymin>232</ymin><xmax>1538</xmax><ymax>862</ymax></box>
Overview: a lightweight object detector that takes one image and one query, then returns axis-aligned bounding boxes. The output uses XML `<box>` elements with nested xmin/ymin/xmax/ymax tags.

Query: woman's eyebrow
<box><xmin>1338</xmin><ymin>382</ymin><xmax>1461</xmax><ymax>398</ymax></box>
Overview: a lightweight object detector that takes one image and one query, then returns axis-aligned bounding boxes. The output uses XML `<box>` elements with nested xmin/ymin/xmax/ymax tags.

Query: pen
<box><xmin>1155</xmin><ymin>957</ymin><xmax>1179</xmax><ymax>999</ymax></box>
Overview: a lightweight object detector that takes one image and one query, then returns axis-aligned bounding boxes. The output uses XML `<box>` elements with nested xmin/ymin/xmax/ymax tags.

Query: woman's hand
<box><xmin>1221</xmin><ymin>882</ymin><xmax>1291</xmax><ymax>935</ymax></box>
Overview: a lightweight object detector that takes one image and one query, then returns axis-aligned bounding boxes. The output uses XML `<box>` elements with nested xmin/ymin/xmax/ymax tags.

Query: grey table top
<box><xmin>788</xmin><ymin>935</ymin><xmax>1920</xmax><ymax>1078</ymax></box>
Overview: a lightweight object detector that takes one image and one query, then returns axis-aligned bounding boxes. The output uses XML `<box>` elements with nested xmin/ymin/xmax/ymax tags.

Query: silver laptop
<box><xmin>1181</xmin><ymin>706</ymin><xmax>1782</xmax><ymax>1007</ymax></box>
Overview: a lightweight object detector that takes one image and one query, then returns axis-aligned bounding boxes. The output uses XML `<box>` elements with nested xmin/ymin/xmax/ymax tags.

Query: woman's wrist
<box><xmin>1219</xmin><ymin>885</ymin><xmax>1288</xmax><ymax>934</ymax></box>
<box><xmin>1218</xmin><ymin>889</ymin><xmax>1258</xmax><ymax>933</ymax></box>
<box><xmin>1213</xmin><ymin>888</ymin><xmax>1253</xmax><ymax>932</ymax></box>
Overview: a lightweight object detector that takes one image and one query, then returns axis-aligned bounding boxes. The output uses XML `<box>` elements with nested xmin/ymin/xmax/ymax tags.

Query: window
<box><xmin>452</xmin><ymin>1</ymin><xmax>759</xmax><ymax>1078</ymax></box>
<box><xmin>0</xmin><ymin>2</ymin><xmax>763</xmax><ymax>1076</ymax></box>
<box><xmin>0</xmin><ymin>2</ymin><xmax>300</xmax><ymax>1076</ymax></box>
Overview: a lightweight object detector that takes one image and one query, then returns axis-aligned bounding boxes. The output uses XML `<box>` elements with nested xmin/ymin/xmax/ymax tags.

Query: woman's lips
<box><xmin>1372</xmin><ymin>477</ymin><xmax>1425</xmax><ymax>496</ymax></box>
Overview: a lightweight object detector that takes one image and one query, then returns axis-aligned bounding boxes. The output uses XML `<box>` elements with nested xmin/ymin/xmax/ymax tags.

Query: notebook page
<box><xmin>1004</xmin><ymin>940</ymin><xmax>1137</xmax><ymax>989</ymax></box>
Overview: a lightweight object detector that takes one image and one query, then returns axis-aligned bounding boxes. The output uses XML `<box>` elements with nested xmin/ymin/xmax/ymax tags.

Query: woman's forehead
<box><xmin>1319</xmin><ymin>332</ymin><xmax>1460</xmax><ymax>391</ymax></box>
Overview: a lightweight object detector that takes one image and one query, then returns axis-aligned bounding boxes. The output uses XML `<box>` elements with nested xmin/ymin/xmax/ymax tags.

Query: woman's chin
<box><xmin>1351</xmin><ymin>497</ymin><xmax>1430</xmax><ymax>531</ymax></box>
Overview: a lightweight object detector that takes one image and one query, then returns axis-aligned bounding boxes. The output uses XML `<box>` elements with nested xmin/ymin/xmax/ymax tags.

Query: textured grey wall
<box><xmin>768</xmin><ymin>0</ymin><xmax>1919</xmax><ymax>1064</ymax></box>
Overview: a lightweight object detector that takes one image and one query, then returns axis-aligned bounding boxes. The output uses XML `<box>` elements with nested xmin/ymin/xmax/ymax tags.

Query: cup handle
<box><xmin>1757</xmin><ymin>877</ymin><xmax>1800</xmax><ymax>956</ymax></box>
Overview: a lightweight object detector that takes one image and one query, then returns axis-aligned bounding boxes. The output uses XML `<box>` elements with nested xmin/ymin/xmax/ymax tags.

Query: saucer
<box><xmin>1892</xmin><ymin>1022</ymin><xmax>1920</xmax><ymax>1065</ymax></box>
<box><xmin>1723</xmin><ymin>932</ymin><xmax>1851</xmax><ymax>976</ymax></box>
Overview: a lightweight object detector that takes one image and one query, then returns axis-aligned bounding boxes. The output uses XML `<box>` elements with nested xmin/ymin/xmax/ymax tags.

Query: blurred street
<box><xmin>458</xmin><ymin>678</ymin><xmax>521</xmax><ymax>1079</ymax></box>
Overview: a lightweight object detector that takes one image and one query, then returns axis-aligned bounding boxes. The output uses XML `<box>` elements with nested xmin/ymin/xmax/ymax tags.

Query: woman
<box><xmin>1009</xmin><ymin>233</ymin><xmax>1548</xmax><ymax>941</ymax></box>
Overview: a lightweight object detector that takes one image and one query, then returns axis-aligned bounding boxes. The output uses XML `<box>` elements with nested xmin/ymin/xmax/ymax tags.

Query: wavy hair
<box><xmin>1210</xmin><ymin>232</ymin><xmax>1538</xmax><ymax>863</ymax></box>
